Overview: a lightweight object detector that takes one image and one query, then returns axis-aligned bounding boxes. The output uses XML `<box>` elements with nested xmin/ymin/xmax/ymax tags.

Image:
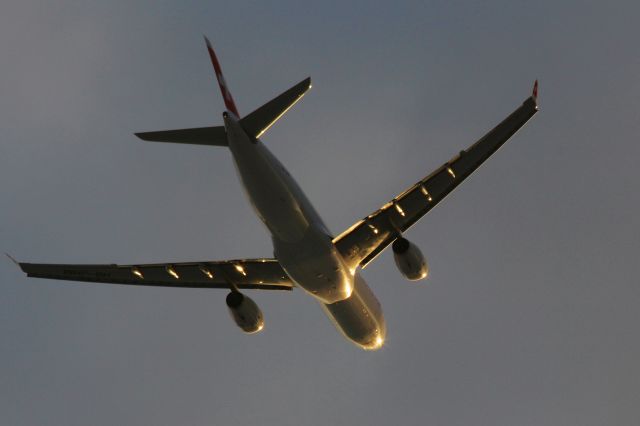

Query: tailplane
<box><xmin>240</xmin><ymin>77</ymin><xmax>311</xmax><ymax>139</ymax></box>
<box><xmin>135</xmin><ymin>125</ymin><xmax>228</xmax><ymax>146</ymax></box>
<box><xmin>135</xmin><ymin>37</ymin><xmax>311</xmax><ymax>146</ymax></box>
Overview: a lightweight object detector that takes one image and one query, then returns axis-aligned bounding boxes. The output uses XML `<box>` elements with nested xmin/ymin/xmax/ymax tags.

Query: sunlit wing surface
<box><xmin>17</xmin><ymin>259</ymin><xmax>293</xmax><ymax>291</ymax></box>
<box><xmin>334</xmin><ymin>91</ymin><xmax>539</xmax><ymax>270</ymax></box>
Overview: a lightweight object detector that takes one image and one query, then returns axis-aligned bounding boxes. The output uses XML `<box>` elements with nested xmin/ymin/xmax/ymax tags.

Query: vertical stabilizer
<box><xmin>204</xmin><ymin>36</ymin><xmax>240</xmax><ymax>117</ymax></box>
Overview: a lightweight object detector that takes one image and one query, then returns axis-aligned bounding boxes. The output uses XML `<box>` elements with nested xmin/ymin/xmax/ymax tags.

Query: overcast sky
<box><xmin>2</xmin><ymin>1</ymin><xmax>640</xmax><ymax>425</ymax></box>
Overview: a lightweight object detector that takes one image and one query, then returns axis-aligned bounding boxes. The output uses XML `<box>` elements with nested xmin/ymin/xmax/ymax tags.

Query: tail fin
<box><xmin>240</xmin><ymin>77</ymin><xmax>312</xmax><ymax>139</ymax></box>
<box><xmin>204</xmin><ymin>36</ymin><xmax>240</xmax><ymax>117</ymax></box>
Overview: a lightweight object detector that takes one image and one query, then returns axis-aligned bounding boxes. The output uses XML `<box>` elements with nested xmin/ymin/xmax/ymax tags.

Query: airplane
<box><xmin>9</xmin><ymin>37</ymin><xmax>539</xmax><ymax>350</ymax></box>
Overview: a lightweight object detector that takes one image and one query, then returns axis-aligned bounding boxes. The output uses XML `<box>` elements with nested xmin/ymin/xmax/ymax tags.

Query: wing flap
<box><xmin>19</xmin><ymin>259</ymin><xmax>293</xmax><ymax>291</ymax></box>
<box><xmin>334</xmin><ymin>92</ymin><xmax>539</xmax><ymax>269</ymax></box>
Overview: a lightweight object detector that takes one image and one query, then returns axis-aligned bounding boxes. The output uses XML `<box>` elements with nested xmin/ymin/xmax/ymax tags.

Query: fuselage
<box><xmin>223</xmin><ymin>112</ymin><xmax>386</xmax><ymax>350</ymax></box>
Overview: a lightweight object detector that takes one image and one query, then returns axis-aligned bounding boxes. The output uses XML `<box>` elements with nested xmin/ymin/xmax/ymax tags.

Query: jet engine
<box><xmin>226</xmin><ymin>291</ymin><xmax>265</xmax><ymax>333</ymax></box>
<box><xmin>392</xmin><ymin>237</ymin><xmax>429</xmax><ymax>281</ymax></box>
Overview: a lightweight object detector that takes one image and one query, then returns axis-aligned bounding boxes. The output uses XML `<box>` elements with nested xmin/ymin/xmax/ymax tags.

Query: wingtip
<box><xmin>532</xmin><ymin>79</ymin><xmax>539</xmax><ymax>100</ymax></box>
<box><xmin>203</xmin><ymin>35</ymin><xmax>212</xmax><ymax>48</ymax></box>
<box><xmin>5</xmin><ymin>252</ymin><xmax>19</xmax><ymax>266</ymax></box>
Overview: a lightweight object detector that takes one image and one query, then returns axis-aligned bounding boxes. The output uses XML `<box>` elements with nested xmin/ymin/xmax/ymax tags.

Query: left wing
<box><xmin>16</xmin><ymin>258</ymin><xmax>294</xmax><ymax>291</ymax></box>
<box><xmin>333</xmin><ymin>82</ymin><xmax>539</xmax><ymax>270</ymax></box>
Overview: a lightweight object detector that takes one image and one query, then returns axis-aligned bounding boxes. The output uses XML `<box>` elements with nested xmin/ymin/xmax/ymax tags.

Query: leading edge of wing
<box><xmin>15</xmin><ymin>258</ymin><xmax>294</xmax><ymax>291</ymax></box>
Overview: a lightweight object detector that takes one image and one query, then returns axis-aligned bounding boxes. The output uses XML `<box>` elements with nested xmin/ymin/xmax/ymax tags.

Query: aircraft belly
<box><xmin>273</xmin><ymin>226</ymin><xmax>354</xmax><ymax>304</ymax></box>
<box><xmin>321</xmin><ymin>273</ymin><xmax>386</xmax><ymax>350</ymax></box>
<box><xmin>223</xmin><ymin>114</ymin><xmax>357</xmax><ymax>305</ymax></box>
<box><xmin>225</xmin><ymin>117</ymin><xmax>309</xmax><ymax>242</ymax></box>
<box><xmin>239</xmin><ymin>160</ymin><xmax>308</xmax><ymax>240</ymax></box>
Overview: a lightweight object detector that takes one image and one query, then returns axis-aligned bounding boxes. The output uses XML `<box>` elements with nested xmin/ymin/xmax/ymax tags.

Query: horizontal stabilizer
<box><xmin>135</xmin><ymin>126</ymin><xmax>228</xmax><ymax>146</ymax></box>
<box><xmin>241</xmin><ymin>77</ymin><xmax>312</xmax><ymax>139</ymax></box>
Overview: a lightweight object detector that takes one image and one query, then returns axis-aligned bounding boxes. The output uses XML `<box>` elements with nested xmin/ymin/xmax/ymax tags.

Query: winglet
<box><xmin>204</xmin><ymin>36</ymin><xmax>240</xmax><ymax>118</ymax></box>
<box><xmin>5</xmin><ymin>253</ymin><xmax>19</xmax><ymax>267</ymax></box>
<box><xmin>532</xmin><ymin>79</ymin><xmax>539</xmax><ymax>103</ymax></box>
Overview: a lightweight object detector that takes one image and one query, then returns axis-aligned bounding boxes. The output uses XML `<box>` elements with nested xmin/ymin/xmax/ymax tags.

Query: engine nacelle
<box><xmin>392</xmin><ymin>237</ymin><xmax>429</xmax><ymax>281</ymax></box>
<box><xmin>226</xmin><ymin>291</ymin><xmax>265</xmax><ymax>334</ymax></box>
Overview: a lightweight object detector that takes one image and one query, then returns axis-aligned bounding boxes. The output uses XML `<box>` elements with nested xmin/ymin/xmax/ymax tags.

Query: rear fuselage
<box><xmin>223</xmin><ymin>112</ymin><xmax>386</xmax><ymax>350</ymax></box>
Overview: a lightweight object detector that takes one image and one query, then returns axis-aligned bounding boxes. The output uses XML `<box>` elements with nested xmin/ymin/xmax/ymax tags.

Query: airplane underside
<box><xmin>224</xmin><ymin>111</ymin><xmax>387</xmax><ymax>350</ymax></box>
<box><xmin>12</xmin><ymin>36</ymin><xmax>538</xmax><ymax>351</ymax></box>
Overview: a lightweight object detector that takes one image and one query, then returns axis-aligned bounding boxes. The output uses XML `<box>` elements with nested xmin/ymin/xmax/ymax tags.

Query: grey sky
<box><xmin>2</xmin><ymin>1</ymin><xmax>639</xmax><ymax>425</ymax></box>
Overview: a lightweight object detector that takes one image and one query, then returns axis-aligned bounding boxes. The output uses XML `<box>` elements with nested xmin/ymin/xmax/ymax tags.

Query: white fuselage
<box><xmin>224</xmin><ymin>112</ymin><xmax>386</xmax><ymax>350</ymax></box>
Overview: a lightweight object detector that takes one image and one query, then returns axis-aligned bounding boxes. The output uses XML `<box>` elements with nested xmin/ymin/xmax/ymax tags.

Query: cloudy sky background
<box><xmin>2</xmin><ymin>1</ymin><xmax>639</xmax><ymax>425</ymax></box>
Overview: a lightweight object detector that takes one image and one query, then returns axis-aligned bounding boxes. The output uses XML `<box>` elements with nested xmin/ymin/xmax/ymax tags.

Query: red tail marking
<box><xmin>204</xmin><ymin>36</ymin><xmax>240</xmax><ymax>117</ymax></box>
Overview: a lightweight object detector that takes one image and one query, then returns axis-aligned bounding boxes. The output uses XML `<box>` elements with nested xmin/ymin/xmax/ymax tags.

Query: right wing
<box><xmin>333</xmin><ymin>82</ymin><xmax>539</xmax><ymax>270</ymax></box>
<box><xmin>16</xmin><ymin>258</ymin><xmax>294</xmax><ymax>291</ymax></box>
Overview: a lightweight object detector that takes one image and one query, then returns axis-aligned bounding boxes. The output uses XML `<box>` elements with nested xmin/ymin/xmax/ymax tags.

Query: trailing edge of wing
<box><xmin>17</xmin><ymin>258</ymin><xmax>294</xmax><ymax>291</ymax></box>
